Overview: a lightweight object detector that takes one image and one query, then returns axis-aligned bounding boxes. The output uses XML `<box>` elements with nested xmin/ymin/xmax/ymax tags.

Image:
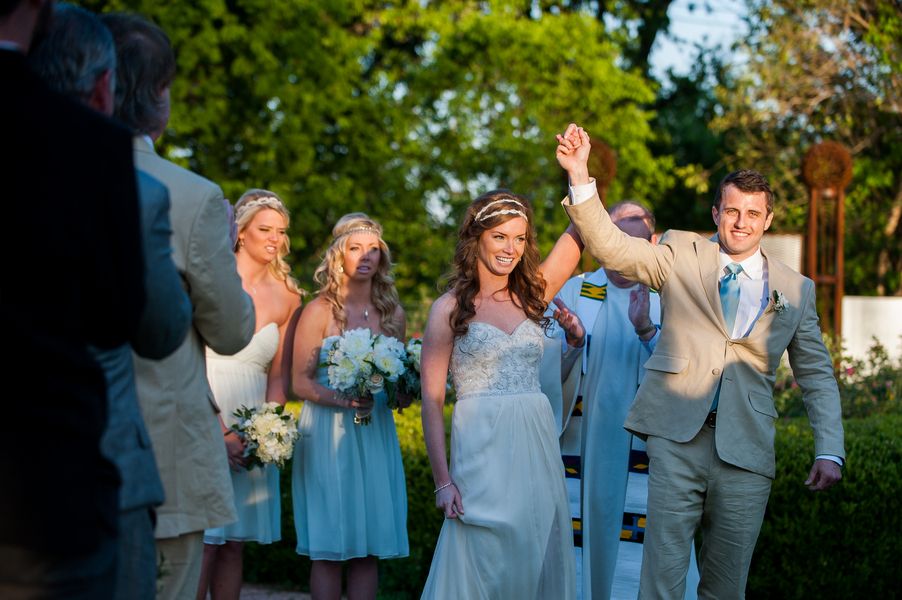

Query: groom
<box><xmin>556</xmin><ymin>124</ymin><xmax>844</xmax><ymax>599</ymax></box>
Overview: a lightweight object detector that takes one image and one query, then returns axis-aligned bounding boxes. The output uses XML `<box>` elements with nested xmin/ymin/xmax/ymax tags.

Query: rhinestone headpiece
<box><xmin>235</xmin><ymin>196</ymin><xmax>286</xmax><ymax>222</ymax></box>
<box><xmin>475</xmin><ymin>198</ymin><xmax>528</xmax><ymax>223</ymax></box>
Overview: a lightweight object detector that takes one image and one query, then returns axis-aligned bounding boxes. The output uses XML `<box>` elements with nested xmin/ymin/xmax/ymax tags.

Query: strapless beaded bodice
<box><xmin>450</xmin><ymin>320</ymin><xmax>544</xmax><ymax>399</ymax></box>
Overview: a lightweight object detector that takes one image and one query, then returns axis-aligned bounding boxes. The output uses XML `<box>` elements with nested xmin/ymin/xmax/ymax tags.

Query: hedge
<box><xmin>748</xmin><ymin>414</ymin><xmax>902</xmax><ymax>598</ymax></box>
<box><xmin>245</xmin><ymin>408</ymin><xmax>902</xmax><ymax>598</ymax></box>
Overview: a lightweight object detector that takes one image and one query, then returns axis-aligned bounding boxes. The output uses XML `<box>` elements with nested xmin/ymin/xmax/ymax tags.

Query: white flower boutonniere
<box><xmin>768</xmin><ymin>290</ymin><xmax>787</xmax><ymax>315</ymax></box>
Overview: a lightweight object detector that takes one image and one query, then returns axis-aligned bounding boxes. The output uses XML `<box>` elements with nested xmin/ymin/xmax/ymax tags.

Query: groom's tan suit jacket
<box><xmin>566</xmin><ymin>194</ymin><xmax>844</xmax><ymax>478</ymax></box>
<box><xmin>132</xmin><ymin>136</ymin><xmax>255</xmax><ymax>538</ymax></box>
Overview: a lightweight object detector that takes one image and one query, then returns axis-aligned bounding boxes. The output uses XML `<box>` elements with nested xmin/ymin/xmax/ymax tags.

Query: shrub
<box><xmin>748</xmin><ymin>415</ymin><xmax>902</xmax><ymax>598</ymax></box>
<box><xmin>246</xmin><ymin>409</ymin><xmax>902</xmax><ymax>598</ymax></box>
<box><xmin>774</xmin><ymin>336</ymin><xmax>901</xmax><ymax>418</ymax></box>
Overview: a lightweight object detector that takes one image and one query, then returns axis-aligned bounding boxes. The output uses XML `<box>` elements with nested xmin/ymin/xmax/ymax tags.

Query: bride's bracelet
<box><xmin>434</xmin><ymin>481</ymin><xmax>455</xmax><ymax>495</ymax></box>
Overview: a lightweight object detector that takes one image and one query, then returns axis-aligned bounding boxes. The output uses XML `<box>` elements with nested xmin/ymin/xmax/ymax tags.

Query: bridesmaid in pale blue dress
<box><xmin>291</xmin><ymin>213</ymin><xmax>410</xmax><ymax>600</ymax></box>
<box><xmin>196</xmin><ymin>190</ymin><xmax>303</xmax><ymax>599</ymax></box>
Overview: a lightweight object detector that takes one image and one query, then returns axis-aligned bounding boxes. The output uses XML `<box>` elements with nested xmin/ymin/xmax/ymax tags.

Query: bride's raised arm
<box><xmin>539</xmin><ymin>224</ymin><xmax>583</xmax><ymax>304</ymax></box>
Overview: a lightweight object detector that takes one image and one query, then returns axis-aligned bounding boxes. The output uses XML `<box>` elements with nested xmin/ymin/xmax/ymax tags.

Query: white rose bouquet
<box><xmin>323</xmin><ymin>328</ymin><xmax>408</xmax><ymax>425</ymax></box>
<box><xmin>230</xmin><ymin>402</ymin><xmax>299</xmax><ymax>470</ymax></box>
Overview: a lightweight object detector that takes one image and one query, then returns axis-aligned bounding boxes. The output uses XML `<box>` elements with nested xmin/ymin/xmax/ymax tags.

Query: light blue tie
<box><xmin>719</xmin><ymin>263</ymin><xmax>743</xmax><ymax>336</ymax></box>
<box><xmin>711</xmin><ymin>263</ymin><xmax>743</xmax><ymax>413</ymax></box>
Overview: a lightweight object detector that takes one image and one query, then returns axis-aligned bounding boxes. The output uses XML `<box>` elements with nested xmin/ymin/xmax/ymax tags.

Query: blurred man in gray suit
<box><xmin>102</xmin><ymin>12</ymin><xmax>255</xmax><ymax>599</ymax></box>
<box><xmin>28</xmin><ymin>4</ymin><xmax>192</xmax><ymax>598</ymax></box>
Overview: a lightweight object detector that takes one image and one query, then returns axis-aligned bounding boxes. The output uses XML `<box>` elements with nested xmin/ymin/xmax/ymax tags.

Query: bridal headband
<box><xmin>474</xmin><ymin>198</ymin><xmax>528</xmax><ymax>223</ymax></box>
<box><xmin>235</xmin><ymin>196</ymin><xmax>286</xmax><ymax>221</ymax></box>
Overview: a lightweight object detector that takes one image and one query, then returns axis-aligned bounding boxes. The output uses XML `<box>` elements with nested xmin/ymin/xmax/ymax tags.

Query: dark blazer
<box><xmin>96</xmin><ymin>171</ymin><xmax>191</xmax><ymax>514</ymax></box>
<box><xmin>0</xmin><ymin>49</ymin><xmax>145</xmax><ymax>554</ymax></box>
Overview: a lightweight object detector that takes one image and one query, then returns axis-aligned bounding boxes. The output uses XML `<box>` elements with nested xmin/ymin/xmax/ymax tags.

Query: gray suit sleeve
<box><xmin>132</xmin><ymin>172</ymin><xmax>192</xmax><ymax>359</ymax></box>
<box><xmin>787</xmin><ymin>280</ymin><xmax>845</xmax><ymax>459</ymax></box>
<box><xmin>564</xmin><ymin>193</ymin><xmax>675</xmax><ymax>291</ymax></box>
<box><xmin>185</xmin><ymin>184</ymin><xmax>255</xmax><ymax>354</ymax></box>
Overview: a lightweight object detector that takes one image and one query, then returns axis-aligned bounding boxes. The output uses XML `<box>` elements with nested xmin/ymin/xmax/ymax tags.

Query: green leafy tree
<box><xmin>77</xmin><ymin>0</ymin><xmax>673</xmax><ymax>327</ymax></box>
<box><xmin>713</xmin><ymin>0</ymin><xmax>902</xmax><ymax>295</ymax></box>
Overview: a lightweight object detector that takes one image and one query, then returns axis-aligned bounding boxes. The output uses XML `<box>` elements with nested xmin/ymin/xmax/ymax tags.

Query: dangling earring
<box><xmin>338</xmin><ymin>265</ymin><xmax>344</xmax><ymax>274</ymax></box>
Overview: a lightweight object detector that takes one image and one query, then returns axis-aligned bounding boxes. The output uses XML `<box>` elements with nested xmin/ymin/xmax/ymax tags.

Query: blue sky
<box><xmin>649</xmin><ymin>0</ymin><xmax>748</xmax><ymax>80</ymax></box>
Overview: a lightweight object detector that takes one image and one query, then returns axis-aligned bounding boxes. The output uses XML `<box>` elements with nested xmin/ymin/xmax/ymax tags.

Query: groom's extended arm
<box><xmin>556</xmin><ymin>124</ymin><xmax>674</xmax><ymax>291</ymax></box>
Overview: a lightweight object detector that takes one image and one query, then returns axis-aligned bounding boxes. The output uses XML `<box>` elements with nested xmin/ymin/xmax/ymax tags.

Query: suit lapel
<box><xmin>696</xmin><ymin>236</ymin><xmax>729</xmax><ymax>335</ymax></box>
<box><xmin>748</xmin><ymin>247</ymin><xmax>784</xmax><ymax>338</ymax></box>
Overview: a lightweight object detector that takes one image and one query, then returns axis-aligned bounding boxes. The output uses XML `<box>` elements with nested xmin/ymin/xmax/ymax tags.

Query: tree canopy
<box><xmin>74</xmin><ymin>0</ymin><xmax>901</xmax><ymax>326</ymax></box>
<box><xmin>714</xmin><ymin>0</ymin><xmax>901</xmax><ymax>295</ymax></box>
<box><xmin>77</xmin><ymin>0</ymin><xmax>677</xmax><ymax>324</ymax></box>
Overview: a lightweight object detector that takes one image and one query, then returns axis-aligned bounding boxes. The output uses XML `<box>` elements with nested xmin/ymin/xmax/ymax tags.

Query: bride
<box><xmin>420</xmin><ymin>157</ymin><xmax>587</xmax><ymax>597</ymax></box>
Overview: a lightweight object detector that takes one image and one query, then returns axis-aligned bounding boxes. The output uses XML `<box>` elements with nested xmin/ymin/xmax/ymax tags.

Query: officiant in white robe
<box><xmin>542</xmin><ymin>201</ymin><xmax>700</xmax><ymax>600</ymax></box>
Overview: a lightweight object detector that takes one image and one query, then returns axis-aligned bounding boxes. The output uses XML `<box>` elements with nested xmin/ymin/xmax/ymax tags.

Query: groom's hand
<box><xmin>555</xmin><ymin>123</ymin><xmax>591</xmax><ymax>185</ymax></box>
<box><xmin>805</xmin><ymin>458</ymin><xmax>842</xmax><ymax>491</ymax></box>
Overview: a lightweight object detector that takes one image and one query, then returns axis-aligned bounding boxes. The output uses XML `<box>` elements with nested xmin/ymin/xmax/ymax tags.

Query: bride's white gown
<box><xmin>421</xmin><ymin>320</ymin><xmax>576</xmax><ymax>599</ymax></box>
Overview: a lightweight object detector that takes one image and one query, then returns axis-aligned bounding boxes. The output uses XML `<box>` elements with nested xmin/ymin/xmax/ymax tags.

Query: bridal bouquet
<box><xmin>397</xmin><ymin>337</ymin><xmax>423</xmax><ymax>400</ymax></box>
<box><xmin>231</xmin><ymin>402</ymin><xmax>299</xmax><ymax>470</ymax></box>
<box><xmin>323</xmin><ymin>328</ymin><xmax>408</xmax><ymax>425</ymax></box>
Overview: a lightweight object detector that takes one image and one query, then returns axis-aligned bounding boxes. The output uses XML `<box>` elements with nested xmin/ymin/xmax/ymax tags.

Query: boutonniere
<box><xmin>767</xmin><ymin>290</ymin><xmax>787</xmax><ymax>315</ymax></box>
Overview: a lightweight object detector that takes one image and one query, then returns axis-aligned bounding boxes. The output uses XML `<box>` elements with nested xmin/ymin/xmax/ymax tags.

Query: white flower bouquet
<box><xmin>323</xmin><ymin>328</ymin><xmax>408</xmax><ymax>425</ymax></box>
<box><xmin>231</xmin><ymin>402</ymin><xmax>299</xmax><ymax>470</ymax></box>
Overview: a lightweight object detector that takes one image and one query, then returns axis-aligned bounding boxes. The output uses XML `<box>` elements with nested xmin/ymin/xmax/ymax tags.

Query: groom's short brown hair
<box><xmin>714</xmin><ymin>170</ymin><xmax>774</xmax><ymax>214</ymax></box>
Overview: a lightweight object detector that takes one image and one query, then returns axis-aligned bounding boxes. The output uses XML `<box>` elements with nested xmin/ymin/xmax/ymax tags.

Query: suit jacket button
<box><xmin>712</xmin><ymin>368</ymin><xmax>721</xmax><ymax>376</ymax></box>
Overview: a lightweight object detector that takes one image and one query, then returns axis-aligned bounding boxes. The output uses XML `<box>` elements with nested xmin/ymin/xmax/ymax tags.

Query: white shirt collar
<box><xmin>718</xmin><ymin>247</ymin><xmax>764</xmax><ymax>281</ymax></box>
<box><xmin>140</xmin><ymin>134</ymin><xmax>156</xmax><ymax>152</ymax></box>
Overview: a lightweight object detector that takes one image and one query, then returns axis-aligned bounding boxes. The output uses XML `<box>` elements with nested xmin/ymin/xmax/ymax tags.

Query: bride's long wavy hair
<box><xmin>447</xmin><ymin>190</ymin><xmax>549</xmax><ymax>337</ymax></box>
<box><xmin>313</xmin><ymin>213</ymin><xmax>403</xmax><ymax>338</ymax></box>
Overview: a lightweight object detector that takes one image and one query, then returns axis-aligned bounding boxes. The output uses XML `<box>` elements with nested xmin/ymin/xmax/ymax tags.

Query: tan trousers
<box><xmin>639</xmin><ymin>424</ymin><xmax>772</xmax><ymax>600</ymax></box>
<box><xmin>157</xmin><ymin>531</ymin><xmax>204</xmax><ymax>600</ymax></box>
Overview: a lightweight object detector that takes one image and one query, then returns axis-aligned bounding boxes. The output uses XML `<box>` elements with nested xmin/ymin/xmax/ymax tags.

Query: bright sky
<box><xmin>649</xmin><ymin>0</ymin><xmax>748</xmax><ymax>80</ymax></box>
